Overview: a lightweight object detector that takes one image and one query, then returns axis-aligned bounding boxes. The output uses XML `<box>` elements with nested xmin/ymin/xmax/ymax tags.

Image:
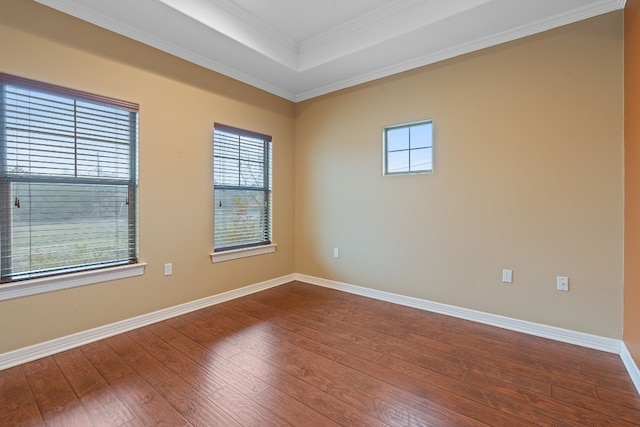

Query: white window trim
<box><xmin>0</xmin><ymin>263</ymin><xmax>146</xmax><ymax>302</ymax></box>
<box><xmin>210</xmin><ymin>243</ymin><xmax>277</xmax><ymax>263</ymax></box>
<box><xmin>382</xmin><ymin>119</ymin><xmax>434</xmax><ymax>176</ymax></box>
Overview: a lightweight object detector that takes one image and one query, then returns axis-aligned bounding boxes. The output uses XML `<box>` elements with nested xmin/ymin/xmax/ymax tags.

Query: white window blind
<box><xmin>0</xmin><ymin>73</ymin><xmax>138</xmax><ymax>282</ymax></box>
<box><xmin>213</xmin><ymin>123</ymin><xmax>271</xmax><ymax>252</ymax></box>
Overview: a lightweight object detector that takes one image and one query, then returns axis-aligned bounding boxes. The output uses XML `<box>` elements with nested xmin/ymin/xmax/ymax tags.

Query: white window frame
<box><xmin>211</xmin><ymin>123</ymin><xmax>274</xmax><ymax>263</ymax></box>
<box><xmin>0</xmin><ymin>73</ymin><xmax>143</xmax><ymax>300</ymax></box>
<box><xmin>383</xmin><ymin>119</ymin><xmax>434</xmax><ymax>175</ymax></box>
<box><xmin>0</xmin><ymin>263</ymin><xmax>146</xmax><ymax>301</ymax></box>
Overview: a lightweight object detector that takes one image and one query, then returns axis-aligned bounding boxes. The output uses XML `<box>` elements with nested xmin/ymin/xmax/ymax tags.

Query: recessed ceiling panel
<box><xmin>230</xmin><ymin>0</ymin><xmax>403</xmax><ymax>42</ymax></box>
<box><xmin>34</xmin><ymin>0</ymin><xmax>626</xmax><ymax>101</ymax></box>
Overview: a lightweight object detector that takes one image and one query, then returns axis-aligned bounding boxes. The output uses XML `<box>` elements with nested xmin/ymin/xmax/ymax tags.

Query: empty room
<box><xmin>1</xmin><ymin>0</ymin><xmax>639</xmax><ymax>425</ymax></box>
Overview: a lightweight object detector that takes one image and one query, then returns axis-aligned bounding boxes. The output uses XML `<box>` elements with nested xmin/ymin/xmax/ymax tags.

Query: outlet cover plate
<box><xmin>502</xmin><ymin>269</ymin><xmax>513</xmax><ymax>283</ymax></box>
<box><xmin>557</xmin><ymin>276</ymin><xmax>569</xmax><ymax>291</ymax></box>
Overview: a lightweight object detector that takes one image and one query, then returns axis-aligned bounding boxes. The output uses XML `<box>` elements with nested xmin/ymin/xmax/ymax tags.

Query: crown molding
<box><xmin>35</xmin><ymin>0</ymin><xmax>627</xmax><ymax>102</ymax></box>
<box><xmin>295</xmin><ymin>0</ymin><xmax>627</xmax><ymax>101</ymax></box>
<box><xmin>156</xmin><ymin>0</ymin><xmax>299</xmax><ymax>70</ymax></box>
<box><xmin>35</xmin><ymin>0</ymin><xmax>298</xmax><ymax>100</ymax></box>
<box><xmin>203</xmin><ymin>0</ymin><xmax>298</xmax><ymax>51</ymax></box>
<box><xmin>297</xmin><ymin>0</ymin><xmax>426</xmax><ymax>71</ymax></box>
<box><xmin>300</xmin><ymin>0</ymin><xmax>423</xmax><ymax>51</ymax></box>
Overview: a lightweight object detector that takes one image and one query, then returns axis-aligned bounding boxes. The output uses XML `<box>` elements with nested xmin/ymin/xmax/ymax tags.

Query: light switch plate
<box><xmin>557</xmin><ymin>276</ymin><xmax>569</xmax><ymax>291</ymax></box>
<box><xmin>502</xmin><ymin>269</ymin><xmax>513</xmax><ymax>283</ymax></box>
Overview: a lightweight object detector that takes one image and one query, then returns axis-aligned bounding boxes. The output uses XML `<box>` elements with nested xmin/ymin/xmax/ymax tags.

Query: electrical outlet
<box><xmin>557</xmin><ymin>276</ymin><xmax>569</xmax><ymax>292</ymax></box>
<box><xmin>333</xmin><ymin>248</ymin><xmax>339</xmax><ymax>258</ymax></box>
<box><xmin>502</xmin><ymin>269</ymin><xmax>513</xmax><ymax>283</ymax></box>
<box><xmin>164</xmin><ymin>263</ymin><xmax>172</xmax><ymax>276</ymax></box>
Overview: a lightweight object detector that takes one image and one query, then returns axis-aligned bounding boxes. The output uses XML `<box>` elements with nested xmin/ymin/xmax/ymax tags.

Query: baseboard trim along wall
<box><xmin>297</xmin><ymin>274</ymin><xmax>640</xmax><ymax>395</ymax></box>
<box><xmin>296</xmin><ymin>274</ymin><xmax>622</xmax><ymax>354</ymax></box>
<box><xmin>0</xmin><ymin>274</ymin><xmax>295</xmax><ymax>371</ymax></box>
<box><xmin>1</xmin><ymin>272</ymin><xmax>637</xmax><ymax>396</ymax></box>
<box><xmin>621</xmin><ymin>343</ymin><xmax>640</xmax><ymax>394</ymax></box>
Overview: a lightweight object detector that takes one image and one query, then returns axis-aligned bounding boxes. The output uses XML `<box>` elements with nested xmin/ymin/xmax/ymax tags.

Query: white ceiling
<box><xmin>35</xmin><ymin>0</ymin><xmax>626</xmax><ymax>102</ymax></box>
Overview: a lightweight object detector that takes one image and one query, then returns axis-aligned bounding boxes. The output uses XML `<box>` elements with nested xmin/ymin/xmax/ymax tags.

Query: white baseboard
<box><xmin>621</xmin><ymin>343</ymin><xmax>640</xmax><ymax>393</ymax></box>
<box><xmin>297</xmin><ymin>274</ymin><xmax>640</xmax><ymax>395</ymax></box>
<box><xmin>2</xmin><ymin>271</ymin><xmax>638</xmax><ymax>397</ymax></box>
<box><xmin>0</xmin><ymin>274</ymin><xmax>295</xmax><ymax>371</ymax></box>
<box><xmin>295</xmin><ymin>274</ymin><xmax>622</xmax><ymax>354</ymax></box>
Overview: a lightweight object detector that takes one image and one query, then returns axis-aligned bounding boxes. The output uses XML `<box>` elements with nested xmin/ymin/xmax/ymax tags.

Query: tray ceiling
<box><xmin>35</xmin><ymin>0</ymin><xmax>626</xmax><ymax>101</ymax></box>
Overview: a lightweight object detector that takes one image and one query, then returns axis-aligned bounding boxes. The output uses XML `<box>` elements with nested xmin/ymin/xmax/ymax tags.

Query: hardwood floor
<box><xmin>1</xmin><ymin>280</ymin><xmax>638</xmax><ymax>426</ymax></box>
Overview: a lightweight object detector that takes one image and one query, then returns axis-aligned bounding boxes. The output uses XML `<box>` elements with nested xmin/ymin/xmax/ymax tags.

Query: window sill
<box><xmin>210</xmin><ymin>244</ymin><xmax>277</xmax><ymax>263</ymax></box>
<box><xmin>0</xmin><ymin>263</ymin><xmax>146</xmax><ymax>302</ymax></box>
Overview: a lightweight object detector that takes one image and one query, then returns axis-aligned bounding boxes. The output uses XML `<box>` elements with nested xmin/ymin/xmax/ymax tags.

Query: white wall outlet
<box><xmin>164</xmin><ymin>263</ymin><xmax>173</xmax><ymax>276</ymax></box>
<box><xmin>502</xmin><ymin>269</ymin><xmax>513</xmax><ymax>283</ymax></box>
<box><xmin>333</xmin><ymin>248</ymin><xmax>339</xmax><ymax>258</ymax></box>
<box><xmin>557</xmin><ymin>276</ymin><xmax>569</xmax><ymax>291</ymax></box>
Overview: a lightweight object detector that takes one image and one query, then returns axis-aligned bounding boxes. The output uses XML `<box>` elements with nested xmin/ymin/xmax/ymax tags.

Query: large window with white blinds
<box><xmin>213</xmin><ymin>123</ymin><xmax>271</xmax><ymax>252</ymax></box>
<box><xmin>0</xmin><ymin>74</ymin><xmax>138</xmax><ymax>282</ymax></box>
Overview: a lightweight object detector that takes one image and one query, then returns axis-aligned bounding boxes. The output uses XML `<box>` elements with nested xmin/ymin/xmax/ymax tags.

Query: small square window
<box><xmin>383</xmin><ymin>120</ymin><xmax>433</xmax><ymax>175</ymax></box>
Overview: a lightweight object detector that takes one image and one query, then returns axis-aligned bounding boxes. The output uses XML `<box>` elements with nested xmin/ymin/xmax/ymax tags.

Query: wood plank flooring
<box><xmin>1</xmin><ymin>280</ymin><xmax>639</xmax><ymax>426</ymax></box>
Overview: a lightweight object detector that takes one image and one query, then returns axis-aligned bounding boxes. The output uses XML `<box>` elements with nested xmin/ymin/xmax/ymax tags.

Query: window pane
<box><xmin>387</xmin><ymin>150</ymin><xmax>409</xmax><ymax>173</ymax></box>
<box><xmin>214</xmin><ymin>156</ymin><xmax>239</xmax><ymax>186</ymax></box>
<box><xmin>239</xmin><ymin>138</ymin><xmax>264</xmax><ymax>161</ymax></box>
<box><xmin>240</xmin><ymin>160</ymin><xmax>264</xmax><ymax>187</ymax></box>
<box><xmin>214</xmin><ymin>189</ymin><xmax>267</xmax><ymax>249</ymax></box>
<box><xmin>6</xmin><ymin>131</ymin><xmax>75</xmax><ymax>176</ymax></box>
<box><xmin>386</xmin><ymin>127</ymin><xmax>409</xmax><ymax>151</ymax></box>
<box><xmin>4</xmin><ymin>86</ymin><xmax>75</xmax><ymax>176</ymax></box>
<box><xmin>76</xmin><ymin>102</ymin><xmax>133</xmax><ymax>180</ymax></box>
<box><xmin>410</xmin><ymin>122</ymin><xmax>432</xmax><ymax>149</ymax></box>
<box><xmin>6</xmin><ymin>182</ymin><xmax>130</xmax><ymax>279</ymax></box>
<box><xmin>77</xmin><ymin>140</ymin><xmax>131</xmax><ymax>179</ymax></box>
<box><xmin>410</xmin><ymin>147</ymin><xmax>432</xmax><ymax>172</ymax></box>
<box><xmin>4</xmin><ymin>87</ymin><xmax>133</xmax><ymax>180</ymax></box>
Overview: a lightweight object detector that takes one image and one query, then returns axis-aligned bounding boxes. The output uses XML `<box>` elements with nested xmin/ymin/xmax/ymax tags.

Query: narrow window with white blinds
<box><xmin>213</xmin><ymin>123</ymin><xmax>271</xmax><ymax>252</ymax></box>
<box><xmin>0</xmin><ymin>73</ymin><xmax>138</xmax><ymax>282</ymax></box>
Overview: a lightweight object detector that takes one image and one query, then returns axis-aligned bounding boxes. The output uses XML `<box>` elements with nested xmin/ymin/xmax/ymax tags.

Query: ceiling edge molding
<box><xmin>208</xmin><ymin>0</ymin><xmax>299</xmax><ymax>52</ymax></box>
<box><xmin>144</xmin><ymin>38</ymin><xmax>297</xmax><ymax>101</ymax></box>
<box><xmin>297</xmin><ymin>1</ymin><xmax>501</xmax><ymax>72</ymax></box>
<box><xmin>34</xmin><ymin>0</ymin><xmax>627</xmax><ymax>103</ymax></box>
<box><xmin>295</xmin><ymin>0</ymin><xmax>627</xmax><ymax>102</ymax></box>
<box><xmin>34</xmin><ymin>0</ymin><xmax>297</xmax><ymax>100</ymax></box>
<box><xmin>157</xmin><ymin>0</ymin><xmax>298</xmax><ymax>70</ymax></box>
<box><xmin>299</xmin><ymin>0</ymin><xmax>424</xmax><ymax>53</ymax></box>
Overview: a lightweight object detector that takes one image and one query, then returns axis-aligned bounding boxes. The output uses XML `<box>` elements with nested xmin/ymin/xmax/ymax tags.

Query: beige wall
<box><xmin>295</xmin><ymin>12</ymin><xmax>624</xmax><ymax>338</ymax></box>
<box><xmin>0</xmin><ymin>2</ymin><xmax>627</xmax><ymax>354</ymax></box>
<box><xmin>0</xmin><ymin>0</ymin><xmax>296</xmax><ymax>353</ymax></box>
<box><xmin>625</xmin><ymin>0</ymin><xmax>640</xmax><ymax>363</ymax></box>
